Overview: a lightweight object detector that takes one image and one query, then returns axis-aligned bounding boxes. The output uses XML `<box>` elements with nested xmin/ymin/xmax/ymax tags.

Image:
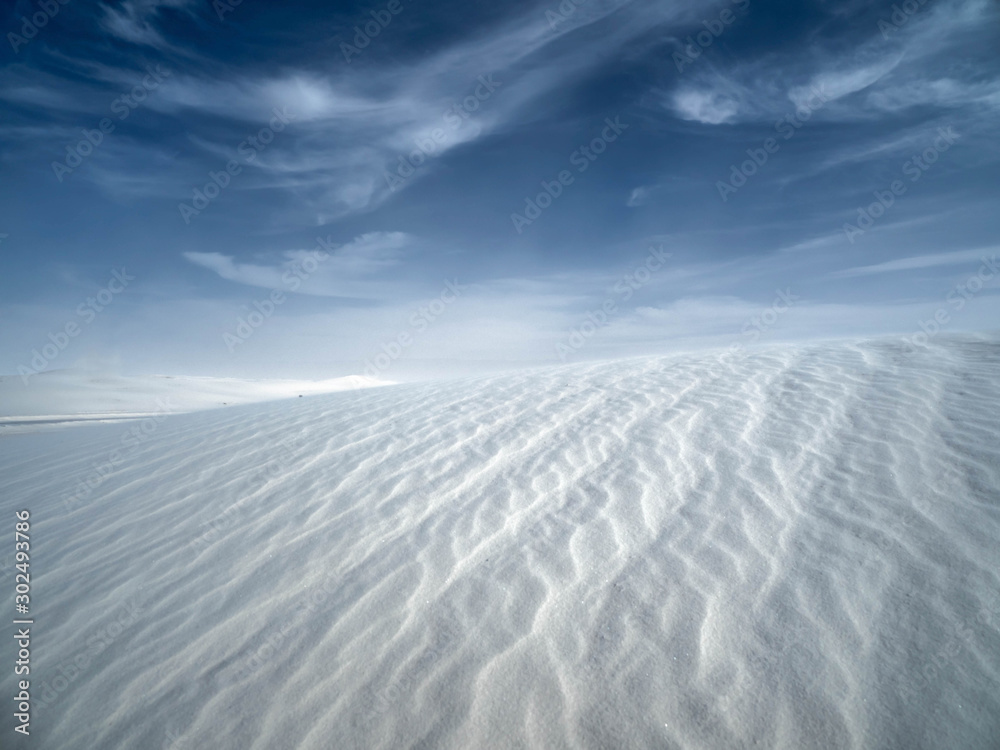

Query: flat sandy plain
<box><xmin>2</xmin><ymin>334</ymin><xmax>998</xmax><ymax>749</ymax></box>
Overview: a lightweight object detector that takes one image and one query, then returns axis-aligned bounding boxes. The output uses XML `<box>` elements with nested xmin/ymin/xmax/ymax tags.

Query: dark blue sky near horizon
<box><xmin>1</xmin><ymin>0</ymin><xmax>998</xmax><ymax>380</ymax></box>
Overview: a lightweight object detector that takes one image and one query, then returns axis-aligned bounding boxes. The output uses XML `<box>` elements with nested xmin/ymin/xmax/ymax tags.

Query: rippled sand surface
<box><xmin>3</xmin><ymin>334</ymin><xmax>999</xmax><ymax>749</ymax></box>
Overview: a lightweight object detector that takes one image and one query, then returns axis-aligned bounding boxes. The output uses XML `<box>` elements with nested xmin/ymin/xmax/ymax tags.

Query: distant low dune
<box><xmin>0</xmin><ymin>371</ymin><xmax>386</xmax><ymax>429</ymax></box>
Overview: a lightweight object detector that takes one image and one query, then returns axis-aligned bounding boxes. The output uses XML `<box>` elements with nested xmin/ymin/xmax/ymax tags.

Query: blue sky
<box><xmin>1</xmin><ymin>0</ymin><xmax>998</xmax><ymax>380</ymax></box>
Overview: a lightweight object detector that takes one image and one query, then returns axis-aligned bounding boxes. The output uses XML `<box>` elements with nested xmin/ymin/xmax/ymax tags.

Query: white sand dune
<box><xmin>2</xmin><ymin>334</ymin><xmax>999</xmax><ymax>749</ymax></box>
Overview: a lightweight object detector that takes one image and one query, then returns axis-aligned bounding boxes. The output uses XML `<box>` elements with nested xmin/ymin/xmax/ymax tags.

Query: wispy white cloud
<box><xmin>790</xmin><ymin>56</ymin><xmax>901</xmax><ymax>108</ymax></box>
<box><xmin>864</xmin><ymin>77</ymin><xmax>1000</xmax><ymax>113</ymax></box>
<box><xmin>183</xmin><ymin>232</ymin><xmax>412</xmax><ymax>297</ymax></box>
<box><xmin>627</xmin><ymin>185</ymin><xmax>651</xmax><ymax>206</ymax></box>
<box><xmin>85</xmin><ymin>0</ymin><xmax>711</xmax><ymax>219</ymax></box>
<box><xmin>666</xmin><ymin>0</ymin><xmax>999</xmax><ymax>126</ymax></box>
<box><xmin>100</xmin><ymin>0</ymin><xmax>194</xmax><ymax>49</ymax></box>
<box><xmin>830</xmin><ymin>246</ymin><xmax>998</xmax><ymax>278</ymax></box>
<box><xmin>671</xmin><ymin>87</ymin><xmax>742</xmax><ymax>124</ymax></box>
